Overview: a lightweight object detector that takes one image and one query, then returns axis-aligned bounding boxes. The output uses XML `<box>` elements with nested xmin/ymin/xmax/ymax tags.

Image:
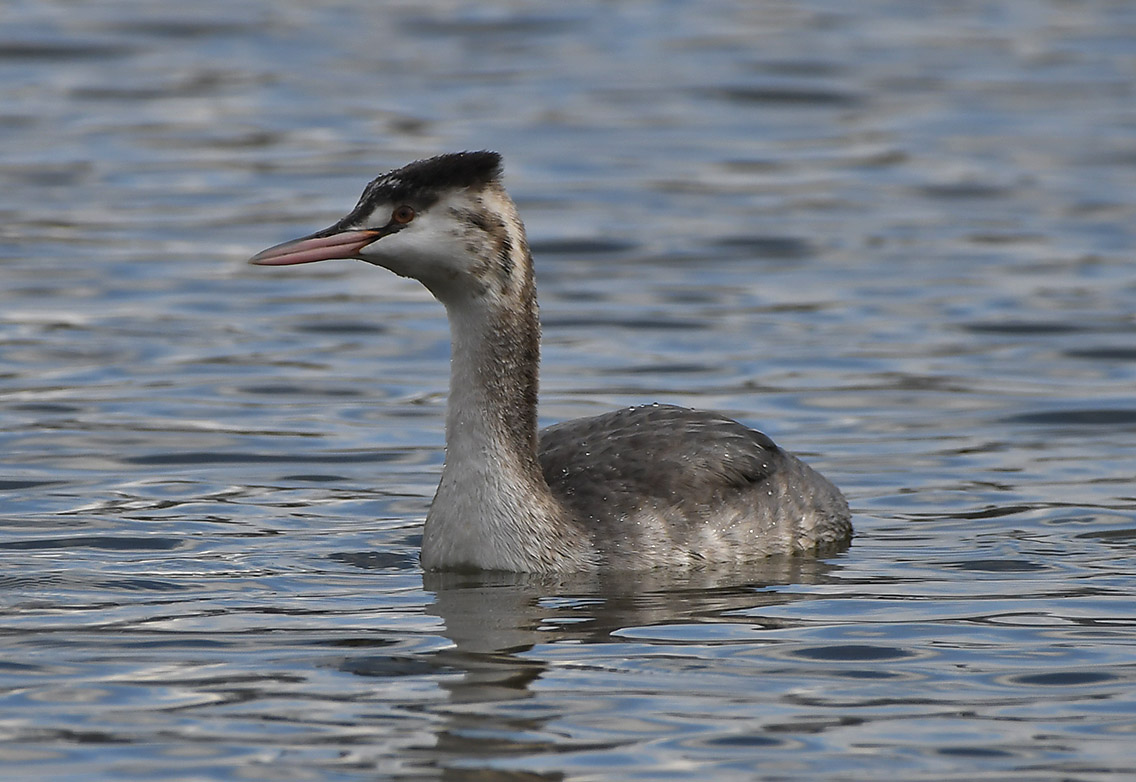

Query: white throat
<box><xmin>418</xmin><ymin>290</ymin><xmax>595</xmax><ymax>572</ymax></box>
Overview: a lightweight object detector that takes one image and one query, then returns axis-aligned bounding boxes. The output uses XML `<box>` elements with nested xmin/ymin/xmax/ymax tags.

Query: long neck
<box><xmin>443</xmin><ymin>289</ymin><xmax>544</xmax><ymax>484</ymax></box>
<box><xmin>420</xmin><ymin>242</ymin><xmax>595</xmax><ymax>572</ymax></box>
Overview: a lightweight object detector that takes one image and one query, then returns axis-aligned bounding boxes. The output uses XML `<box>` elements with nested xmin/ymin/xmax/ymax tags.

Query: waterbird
<box><xmin>250</xmin><ymin>151</ymin><xmax>851</xmax><ymax>572</ymax></box>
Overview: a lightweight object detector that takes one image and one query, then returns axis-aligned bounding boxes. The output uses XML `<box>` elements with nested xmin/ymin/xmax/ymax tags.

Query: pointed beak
<box><xmin>249</xmin><ymin>228</ymin><xmax>383</xmax><ymax>266</ymax></box>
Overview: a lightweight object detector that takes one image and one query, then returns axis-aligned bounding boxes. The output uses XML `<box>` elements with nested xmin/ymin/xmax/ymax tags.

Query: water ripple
<box><xmin>2</xmin><ymin>0</ymin><xmax>1135</xmax><ymax>779</ymax></box>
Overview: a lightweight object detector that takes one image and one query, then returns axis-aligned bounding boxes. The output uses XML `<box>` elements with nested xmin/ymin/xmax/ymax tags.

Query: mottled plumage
<box><xmin>540</xmin><ymin>404</ymin><xmax>849</xmax><ymax>567</ymax></box>
<box><xmin>250</xmin><ymin>152</ymin><xmax>852</xmax><ymax>573</ymax></box>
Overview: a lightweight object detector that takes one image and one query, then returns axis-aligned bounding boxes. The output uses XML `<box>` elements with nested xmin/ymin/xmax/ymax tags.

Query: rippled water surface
<box><xmin>3</xmin><ymin>0</ymin><xmax>1136</xmax><ymax>779</ymax></box>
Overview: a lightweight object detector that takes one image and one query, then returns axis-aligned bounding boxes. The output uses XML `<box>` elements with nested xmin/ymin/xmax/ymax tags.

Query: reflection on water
<box><xmin>415</xmin><ymin>562</ymin><xmax>838</xmax><ymax>773</ymax></box>
<box><xmin>2</xmin><ymin>0</ymin><xmax>1136</xmax><ymax>779</ymax></box>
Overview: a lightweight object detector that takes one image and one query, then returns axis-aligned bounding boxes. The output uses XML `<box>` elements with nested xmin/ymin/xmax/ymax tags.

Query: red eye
<box><xmin>392</xmin><ymin>205</ymin><xmax>416</xmax><ymax>224</ymax></box>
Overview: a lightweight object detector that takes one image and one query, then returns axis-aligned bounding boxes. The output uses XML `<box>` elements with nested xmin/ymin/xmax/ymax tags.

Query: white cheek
<box><xmin>359</xmin><ymin>223</ymin><xmax>459</xmax><ymax>280</ymax></box>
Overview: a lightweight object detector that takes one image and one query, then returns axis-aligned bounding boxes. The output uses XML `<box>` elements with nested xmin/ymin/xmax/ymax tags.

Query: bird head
<box><xmin>250</xmin><ymin>151</ymin><xmax>529</xmax><ymax>303</ymax></box>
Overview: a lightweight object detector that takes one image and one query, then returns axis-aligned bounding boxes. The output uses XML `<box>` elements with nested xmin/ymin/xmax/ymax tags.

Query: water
<box><xmin>2</xmin><ymin>0</ymin><xmax>1135</xmax><ymax>778</ymax></box>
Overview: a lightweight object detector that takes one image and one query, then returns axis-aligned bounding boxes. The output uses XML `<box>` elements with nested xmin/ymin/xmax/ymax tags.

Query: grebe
<box><xmin>250</xmin><ymin>151</ymin><xmax>851</xmax><ymax>572</ymax></box>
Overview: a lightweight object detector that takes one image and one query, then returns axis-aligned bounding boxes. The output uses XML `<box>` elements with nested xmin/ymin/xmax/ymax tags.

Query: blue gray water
<box><xmin>2</xmin><ymin>1</ymin><xmax>1135</xmax><ymax>779</ymax></box>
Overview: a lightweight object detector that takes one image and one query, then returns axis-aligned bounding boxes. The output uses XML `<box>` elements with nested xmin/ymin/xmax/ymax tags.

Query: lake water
<box><xmin>2</xmin><ymin>0</ymin><xmax>1135</xmax><ymax>779</ymax></box>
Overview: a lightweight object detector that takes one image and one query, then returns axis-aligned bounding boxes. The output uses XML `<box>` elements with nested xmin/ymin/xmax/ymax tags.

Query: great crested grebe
<box><xmin>250</xmin><ymin>151</ymin><xmax>851</xmax><ymax>572</ymax></box>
